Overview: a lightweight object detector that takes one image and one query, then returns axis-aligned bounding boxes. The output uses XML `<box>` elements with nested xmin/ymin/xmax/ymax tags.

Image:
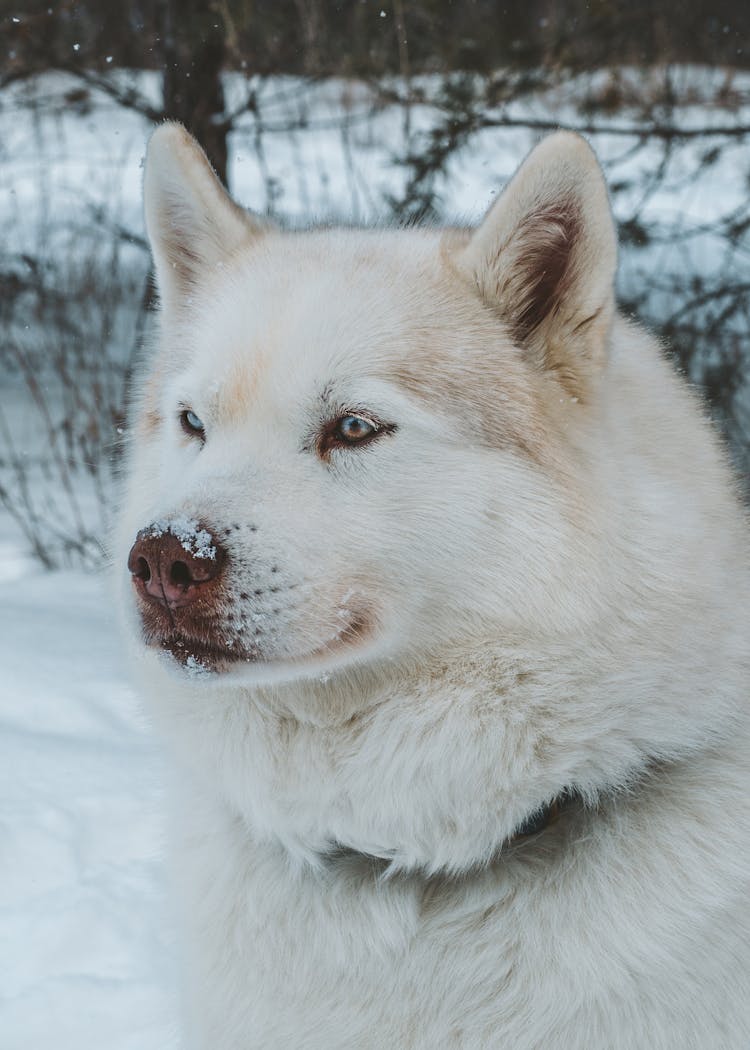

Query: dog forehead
<box><xmin>186</xmin><ymin>231</ymin><xmax>448</xmax><ymax>410</ymax></box>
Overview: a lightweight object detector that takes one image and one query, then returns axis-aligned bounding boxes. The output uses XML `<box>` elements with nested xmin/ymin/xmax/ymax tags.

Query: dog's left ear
<box><xmin>457</xmin><ymin>132</ymin><xmax>617</xmax><ymax>395</ymax></box>
<box><xmin>144</xmin><ymin>123</ymin><xmax>269</xmax><ymax>313</ymax></box>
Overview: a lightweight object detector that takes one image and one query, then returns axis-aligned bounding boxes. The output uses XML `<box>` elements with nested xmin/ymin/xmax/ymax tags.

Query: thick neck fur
<box><xmin>154</xmin><ymin>599</ymin><xmax>749</xmax><ymax>876</ymax></box>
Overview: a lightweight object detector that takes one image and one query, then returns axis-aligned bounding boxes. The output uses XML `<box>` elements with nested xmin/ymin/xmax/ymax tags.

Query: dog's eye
<box><xmin>336</xmin><ymin>415</ymin><xmax>377</xmax><ymax>444</ymax></box>
<box><xmin>179</xmin><ymin>409</ymin><xmax>205</xmax><ymax>441</ymax></box>
<box><xmin>317</xmin><ymin>414</ymin><xmax>384</xmax><ymax>457</ymax></box>
<box><xmin>316</xmin><ymin>413</ymin><xmax>396</xmax><ymax>458</ymax></box>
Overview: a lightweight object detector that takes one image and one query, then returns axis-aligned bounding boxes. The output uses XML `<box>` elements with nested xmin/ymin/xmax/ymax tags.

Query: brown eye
<box><xmin>179</xmin><ymin>409</ymin><xmax>205</xmax><ymax>441</ymax></box>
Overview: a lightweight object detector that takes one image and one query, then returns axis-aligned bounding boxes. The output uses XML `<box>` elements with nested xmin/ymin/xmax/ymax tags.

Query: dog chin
<box><xmin>147</xmin><ymin>624</ymin><xmax>383</xmax><ymax>687</ymax></box>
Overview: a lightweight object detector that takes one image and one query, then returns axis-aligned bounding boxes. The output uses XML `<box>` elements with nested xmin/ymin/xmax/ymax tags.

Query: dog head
<box><xmin>119</xmin><ymin>125</ymin><xmax>617</xmax><ymax>697</ymax></box>
<box><xmin>116</xmin><ymin>125</ymin><xmax>750</xmax><ymax>871</ymax></box>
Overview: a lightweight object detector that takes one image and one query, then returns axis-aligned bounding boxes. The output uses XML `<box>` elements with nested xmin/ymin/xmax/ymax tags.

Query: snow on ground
<box><xmin>0</xmin><ymin>520</ymin><xmax>178</xmax><ymax>1049</ymax></box>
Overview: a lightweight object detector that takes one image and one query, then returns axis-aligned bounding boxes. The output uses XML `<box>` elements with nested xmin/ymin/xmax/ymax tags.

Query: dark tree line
<box><xmin>5</xmin><ymin>0</ymin><xmax>750</xmax><ymax>77</ymax></box>
<box><xmin>4</xmin><ymin>0</ymin><xmax>750</xmax><ymax>183</ymax></box>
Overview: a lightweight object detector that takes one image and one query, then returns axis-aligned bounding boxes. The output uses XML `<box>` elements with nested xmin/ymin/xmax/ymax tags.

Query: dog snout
<box><xmin>128</xmin><ymin>522</ymin><xmax>226</xmax><ymax>609</ymax></box>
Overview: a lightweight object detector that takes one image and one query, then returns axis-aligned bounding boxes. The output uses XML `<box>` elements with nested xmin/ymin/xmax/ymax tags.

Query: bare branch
<box><xmin>63</xmin><ymin>66</ymin><xmax>164</xmax><ymax>124</ymax></box>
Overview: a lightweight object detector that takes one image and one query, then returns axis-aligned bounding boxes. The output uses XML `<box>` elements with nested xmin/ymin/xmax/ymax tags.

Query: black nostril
<box><xmin>133</xmin><ymin>556</ymin><xmax>151</xmax><ymax>582</ymax></box>
<box><xmin>169</xmin><ymin>560</ymin><xmax>192</xmax><ymax>587</ymax></box>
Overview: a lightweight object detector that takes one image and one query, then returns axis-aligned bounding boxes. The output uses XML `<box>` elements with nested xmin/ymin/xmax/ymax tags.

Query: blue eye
<box><xmin>180</xmin><ymin>409</ymin><xmax>205</xmax><ymax>440</ymax></box>
<box><xmin>335</xmin><ymin>415</ymin><xmax>377</xmax><ymax>444</ymax></box>
<box><xmin>316</xmin><ymin>412</ymin><xmax>396</xmax><ymax>458</ymax></box>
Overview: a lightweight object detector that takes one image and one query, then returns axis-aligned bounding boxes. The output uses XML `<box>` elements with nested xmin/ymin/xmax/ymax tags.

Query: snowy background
<box><xmin>0</xmin><ymin>535</ymin><xmax>178</xmax><ymax>1049</ymax></box>
<box><xmin>1</xmin><ymin>64</ymin><xmax>750</xmax><ymax>1048</ymax></box>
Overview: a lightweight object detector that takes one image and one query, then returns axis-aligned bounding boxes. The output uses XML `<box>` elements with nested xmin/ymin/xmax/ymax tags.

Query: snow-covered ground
<box><xmin>1</xmin><ymin>66</ymin><xmax>749</xmax><ymax>1046</ymax></box>
<box><xmin>0</xmin><ymin>517</ymin><xmax>178</xmax><ymax>1048</ymax></box>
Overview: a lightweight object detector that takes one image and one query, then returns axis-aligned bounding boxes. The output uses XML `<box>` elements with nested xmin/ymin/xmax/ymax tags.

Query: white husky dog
<box><xmin>118</xmin><ymin>123</ymin><xmax>750</xmax><ymax>1049</ymax></box>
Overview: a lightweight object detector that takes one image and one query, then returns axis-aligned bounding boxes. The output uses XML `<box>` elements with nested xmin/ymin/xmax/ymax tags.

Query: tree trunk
<box><xmin>161</xmin><ymin>0</ymin><xmax>228</xmax><ymax>186</ymax></box>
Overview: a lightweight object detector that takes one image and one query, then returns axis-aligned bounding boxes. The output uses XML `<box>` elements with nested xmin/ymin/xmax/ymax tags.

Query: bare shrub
<box><xmin>0</xmin><ymin>229</ymin><xmax>148</xmax><ymax>568</ymax></box>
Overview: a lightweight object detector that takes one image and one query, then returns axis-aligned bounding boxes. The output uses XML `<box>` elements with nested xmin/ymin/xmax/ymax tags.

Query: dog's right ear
<box><xmin>144</xmin><ymin>123</ymin><xmax>268</xmax><ymax>313</ymax></box>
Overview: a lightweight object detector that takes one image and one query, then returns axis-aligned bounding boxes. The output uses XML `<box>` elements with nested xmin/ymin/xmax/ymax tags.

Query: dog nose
<box><xmin>128</xmin><ymin>522</ymin><xmax>226</xmax><ymax>608</ymax></box>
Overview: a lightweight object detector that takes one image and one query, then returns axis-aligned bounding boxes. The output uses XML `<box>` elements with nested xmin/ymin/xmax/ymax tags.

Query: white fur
<box><xmin>117</xmin><ymin>124</ymin><xmax>750</xmax><ymax>1048</ymax></box>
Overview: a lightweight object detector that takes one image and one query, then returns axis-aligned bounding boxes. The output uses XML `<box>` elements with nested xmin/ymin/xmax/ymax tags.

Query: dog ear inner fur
<box><xmin>457</xmin><ymin>131</ymin><xmax>617</xmax><ymax>398</ymax></box>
